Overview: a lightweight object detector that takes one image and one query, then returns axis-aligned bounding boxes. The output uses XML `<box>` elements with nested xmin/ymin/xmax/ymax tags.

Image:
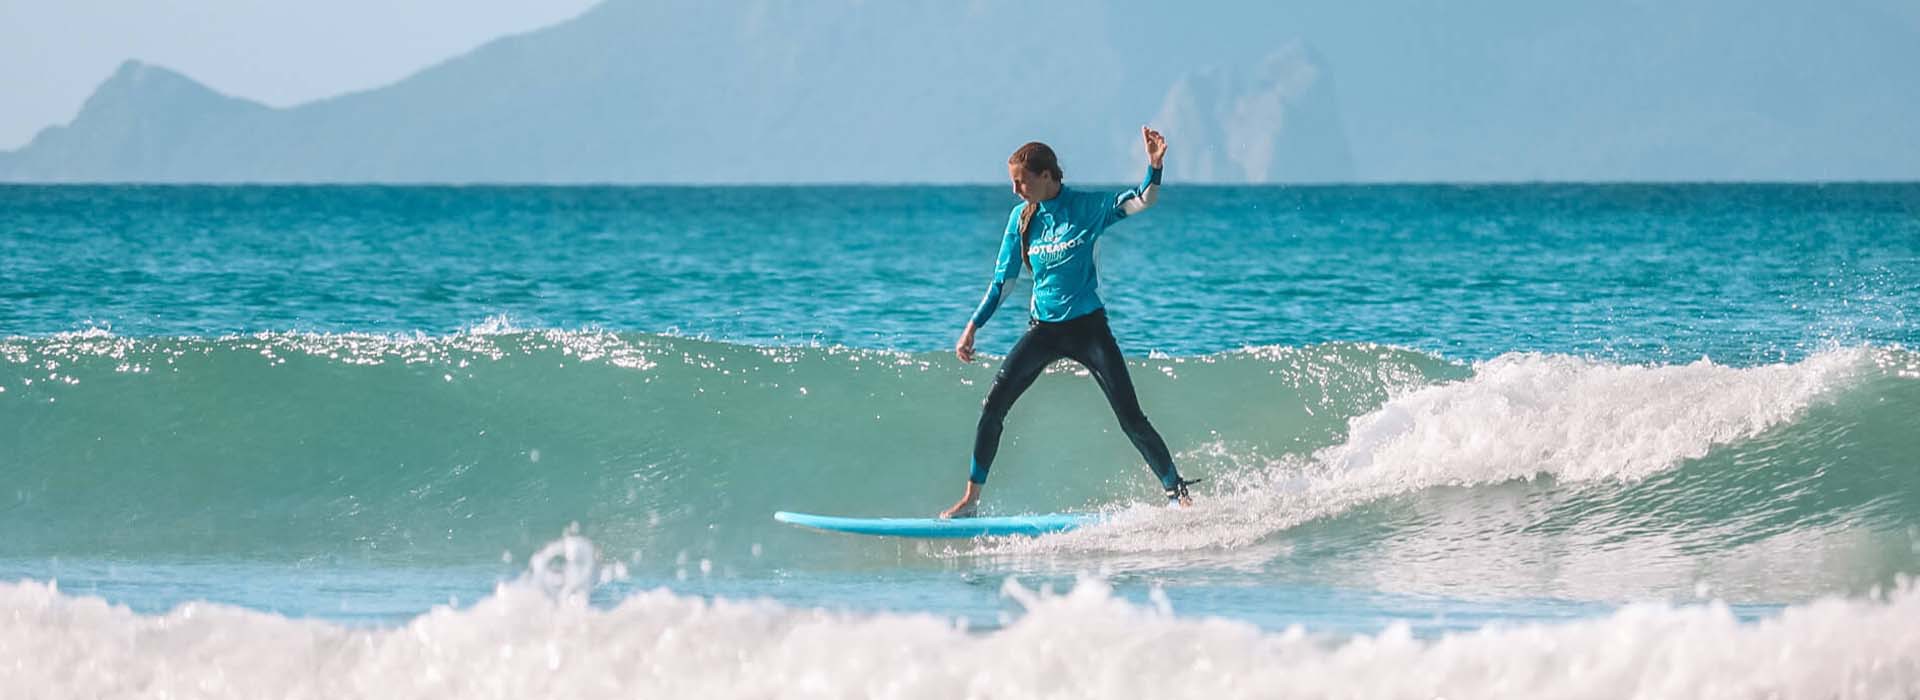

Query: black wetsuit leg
<box><xmin>968</xmin><ymin>321</ymin><xmax>1065</xmax><ymax>483</ymax></box>
<box><xmin>967</xmin><ymin>310</ymin><xmax>1186</xmax><ymax>492</ymax></box>
<box><xmin>1060</xmin><ymin>311</ymin><xmax>1184</xmax><ymax>491</ymax></box>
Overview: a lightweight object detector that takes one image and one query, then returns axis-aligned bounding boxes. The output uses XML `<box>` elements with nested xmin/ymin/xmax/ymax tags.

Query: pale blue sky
<box><xmin>0</xmin><ymin>1</ymin><xmax>598</xmax><ymax>149</ymax></box>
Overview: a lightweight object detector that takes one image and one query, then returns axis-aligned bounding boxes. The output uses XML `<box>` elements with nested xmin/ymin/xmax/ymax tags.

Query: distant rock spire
<box><xmin>1151</xmin><ymin>43</ymin><xmax>1355</xmax><ymax>183</ymax></box>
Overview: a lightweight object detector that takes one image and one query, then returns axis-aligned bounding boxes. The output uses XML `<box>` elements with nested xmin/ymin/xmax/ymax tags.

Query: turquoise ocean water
<box><xmin>3</xmin><ymin>184</ymin><xmax>1919</xmax><ymax>696</ymax></box>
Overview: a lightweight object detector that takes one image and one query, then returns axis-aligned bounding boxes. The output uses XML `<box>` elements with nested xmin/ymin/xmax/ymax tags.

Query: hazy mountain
<box><xmin>0</xmin><ymin>62</ymin><xmax>273</xmax><ymax>181</ymax></box>
<box><xmin>3</xmin><ymin>0</ymin><xmax>1309</xmax><ymax>184</ymax></box>
<box><xmin>2</xmin><ymin>0</ymin><xmax>1915</xmax><ymax>183</ymax></box>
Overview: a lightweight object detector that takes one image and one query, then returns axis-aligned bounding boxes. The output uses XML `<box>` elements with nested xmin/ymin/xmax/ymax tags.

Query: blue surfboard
<box><xmin>773</xmin><ymin>510</ymin><xmax>1098</xmax><ymax>538</ymax></box>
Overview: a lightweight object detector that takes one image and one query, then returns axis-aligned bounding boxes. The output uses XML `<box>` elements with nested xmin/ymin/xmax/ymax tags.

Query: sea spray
<box><xmin>981</xmin><ymin>346</ymin><xmax>1920</xmax><ymax>600</ymax></box>
<box><xmin>2</xmin><ymin>536</ymin><xmax>1917</xmax><ymax>699</ymax></box>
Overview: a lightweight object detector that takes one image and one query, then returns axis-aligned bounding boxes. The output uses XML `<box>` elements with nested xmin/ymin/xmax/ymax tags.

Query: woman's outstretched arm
<box><xmin>1111</xmin><ymin>126</ymin><xmax>1167</xmax><ymax>222</ymax></box>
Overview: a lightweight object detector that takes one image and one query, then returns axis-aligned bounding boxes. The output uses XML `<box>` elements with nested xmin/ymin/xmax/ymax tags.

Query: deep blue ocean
<box><xmin>3</xmin><ymin>184</ymin><xmax>1918</xmax><ymax>696</ymax></box>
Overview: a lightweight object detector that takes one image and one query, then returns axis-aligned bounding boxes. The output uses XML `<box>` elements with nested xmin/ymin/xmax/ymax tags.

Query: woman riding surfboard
<box><xmin>941</xmin><ymin>127</ymin><xmax>1198</xmax><ymax>518</ymax></box>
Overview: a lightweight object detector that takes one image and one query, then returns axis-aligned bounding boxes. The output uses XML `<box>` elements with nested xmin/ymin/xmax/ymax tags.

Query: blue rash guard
<box><xmin>969</xmin><ymin>166</ymin><xmax>1163</xmax><ymax>328</ymax></box>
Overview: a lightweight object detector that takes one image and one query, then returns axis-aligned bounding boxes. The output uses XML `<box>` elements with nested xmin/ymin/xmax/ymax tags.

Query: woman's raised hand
<box><xmin>1142</xmin><ymin>126</ymin><xmax>1167</xmax><ymax>168</ymax></box>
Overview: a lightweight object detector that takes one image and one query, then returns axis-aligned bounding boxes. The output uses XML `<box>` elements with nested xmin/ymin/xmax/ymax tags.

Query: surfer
<box><xmin>941</xmin><ymin>127</ymin><xmax>1198</xmax><ymax>519</ymax></box>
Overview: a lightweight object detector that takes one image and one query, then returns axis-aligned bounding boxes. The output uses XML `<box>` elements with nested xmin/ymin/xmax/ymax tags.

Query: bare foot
<box><xmin>938</xmin><ymin>482</ymin><xmax>983</xmax><ymax>519</ymax></box>
<box><xmin>1167</xmin><ymin>478</ymin><xmax>1200</xmax><ymax>508</ymax></box>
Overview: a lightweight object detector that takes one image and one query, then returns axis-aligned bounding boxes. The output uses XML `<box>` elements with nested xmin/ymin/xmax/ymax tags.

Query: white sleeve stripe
<box><xmin>1119</xmin><ymin>183</ymin><xmax>1158</xmax><ymax>216</ymax></box>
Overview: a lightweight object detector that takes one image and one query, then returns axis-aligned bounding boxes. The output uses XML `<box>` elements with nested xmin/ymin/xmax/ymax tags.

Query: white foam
<box><xmin>48</xmin><ymin>326</ymin><xmax>119</xmax><ymax>340</ymax></box>
<box><xmin>995</xmin><ymin>349</ymin><xmax>1870</xmax><ymax>554</ymax></box>
<box><xmin>462</xmin><ymin>313</ymin><xmax>523</xmax><ymax>336</ymax></box>
<box><xmin>1322</xmin><ymin>349</ymin><xmax>1860</xmax><ymax>484</ymax></box>
<box><xmin>2</xmin><ymin>574</ymin><xmax>1915</xmax><ymax>699</ymax></box>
